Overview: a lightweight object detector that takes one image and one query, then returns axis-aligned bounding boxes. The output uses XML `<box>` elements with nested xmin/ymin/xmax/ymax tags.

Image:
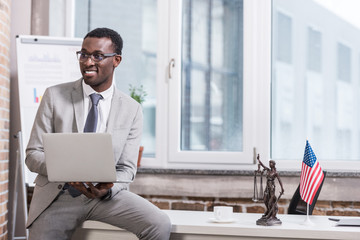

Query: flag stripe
<box><xmin>302</xmin><ymin>162</ymin><xmax>323</xmax><ymax>204</ymax></box>
<box><xmin>300</xmin><ymin>163</ymin><xmax>306</xmax><ymax>193</ymax></box>
<box><xmin>306</xmin><ymin>171</ymin><xmax>324</xmax><ymax>204</ymax></box>
<box><xmin>303</xmin><ymin>162</ymin><xmax>319</xmax><ymax>199</ymax></box>
<box><xmin>300</xmin><ymin>164</ymin><xmax>310</xmax><ymax>196</ymax></box>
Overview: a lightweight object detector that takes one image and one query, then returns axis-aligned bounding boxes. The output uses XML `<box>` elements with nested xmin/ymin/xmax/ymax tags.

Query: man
<box><xmin>25</xmin><ymin>27</ymin><xmax>171</xmax><ymax>240</ymax></box>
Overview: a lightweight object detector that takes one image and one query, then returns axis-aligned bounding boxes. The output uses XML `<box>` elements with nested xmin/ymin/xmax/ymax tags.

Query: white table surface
<box><xmin>77</xmin><ymin>210</ymin><xmax>360</xmax><ymax>240</ymax></box>
<box><xmin>163</xmin><ymin>210</ymin><xmax>359</xmax><ymax>240</ymax></box>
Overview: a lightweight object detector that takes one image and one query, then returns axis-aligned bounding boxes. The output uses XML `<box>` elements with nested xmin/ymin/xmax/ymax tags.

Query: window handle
<box><xmin>168</xmin><ymin>58</ymin><xmax>175</xmax><ymax>79</ymax></box>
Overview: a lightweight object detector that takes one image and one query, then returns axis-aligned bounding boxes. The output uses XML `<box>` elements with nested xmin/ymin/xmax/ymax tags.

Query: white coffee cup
<box><xmin>214</xmin><ymin>206</ymin><xmax>233</xmax><ymax>221</ymax></box>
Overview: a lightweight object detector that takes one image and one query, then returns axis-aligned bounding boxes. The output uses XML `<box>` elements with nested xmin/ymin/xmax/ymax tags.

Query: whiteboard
<box><xmin>16</xmin><ymin>35</ymin><xmax>83</xmax><ymax>184</ymax></box>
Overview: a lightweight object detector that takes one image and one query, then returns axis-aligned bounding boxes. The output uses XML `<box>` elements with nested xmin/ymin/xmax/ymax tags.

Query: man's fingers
<box><xmin>69</xmin><ymin>182</ymin><xmax>95</xmax><ymax>198</ymax></box>
<box><xmin>97</xmin><ymin>182</ymin><xmax>114</xmax><ymax>190</ymax></box>
<box><xmin>67</xmin><ymin>182</ymin><xmax>113</xmax><ymax>199</ymax></box>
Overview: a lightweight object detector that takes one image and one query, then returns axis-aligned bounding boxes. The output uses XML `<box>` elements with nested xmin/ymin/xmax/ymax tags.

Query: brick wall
<box><xmin>26</xmin><ymin>188</ymin><xmax>360</xmax><ymax>218</ymax></box>
<box><xmin>141</xmin><ymin>195</ymin><xmax>360</xmax><ymax>217</ymax></box>
<box><xmin>0</xmin><ymin>0</ymin><xmax>10</xmax><ymax>239</ymax></box>
<box><xmin>130</xmin><ymin>171</ymin><xmax>360</xmax><ymax>218</ymax></box>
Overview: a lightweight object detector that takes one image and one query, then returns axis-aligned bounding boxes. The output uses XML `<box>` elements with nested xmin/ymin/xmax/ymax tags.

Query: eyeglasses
<box><xmin>76</xmin><ymin>51</ymin><xmax>118</xmax><ymax>63</ymax></box>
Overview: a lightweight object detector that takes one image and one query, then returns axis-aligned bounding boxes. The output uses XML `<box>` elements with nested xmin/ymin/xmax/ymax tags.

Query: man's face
<box><xmin>79</xmin><ymin>37</ymin><xmax>122</xmax><ymax>92</ymax></box>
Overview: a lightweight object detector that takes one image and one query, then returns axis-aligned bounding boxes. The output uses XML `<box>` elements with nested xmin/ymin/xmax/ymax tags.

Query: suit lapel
<box><xmin>72</xmin><ymin>80</ymin><xmax>85</xmax><ymax>132</ymax></box>
<box><xmin>107</xmin><ymin>89</ymin><xmax>122</xmax><ymax>133</ymax></box>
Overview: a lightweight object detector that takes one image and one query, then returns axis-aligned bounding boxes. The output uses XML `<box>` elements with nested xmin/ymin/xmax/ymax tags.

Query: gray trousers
<box><xmin>28</xmin><ymin>189</ymin><xmax>171</xmax><ymax>240</ymax></box>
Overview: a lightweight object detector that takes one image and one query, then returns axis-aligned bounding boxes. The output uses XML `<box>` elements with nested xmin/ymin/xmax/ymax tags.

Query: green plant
<box><xmin>129</xmin><ymin>84</ymin><xmax>147</xmax><ymax>105</ymax></box>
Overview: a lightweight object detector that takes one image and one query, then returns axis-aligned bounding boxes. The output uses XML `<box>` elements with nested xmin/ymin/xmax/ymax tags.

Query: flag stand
<box><xmin>302</xmin><ymin>203</ymin><xmax>314</xmax><ymax>226</ymax></box>
<box><xmin>300</xmin><ymin>140</ymin><xmax>323</xmax><ymax>227</ymax></box>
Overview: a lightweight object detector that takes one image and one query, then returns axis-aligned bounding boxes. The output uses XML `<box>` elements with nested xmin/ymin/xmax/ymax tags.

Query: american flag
<box><xmin>300</xmin><ymin>140</ymin><xmax>324</xmax><ymax>205</ymax></box>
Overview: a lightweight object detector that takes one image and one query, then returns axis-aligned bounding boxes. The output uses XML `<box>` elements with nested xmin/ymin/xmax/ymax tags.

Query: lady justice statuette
<box><xmin>253</xmin><ymin>154</ymin><xmax>284</xmax><ymax>226</ymax></box>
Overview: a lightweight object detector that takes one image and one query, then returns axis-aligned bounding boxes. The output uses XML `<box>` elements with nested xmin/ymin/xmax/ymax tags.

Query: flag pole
<box><xmin>302</xmin><ymin>202</ymin><xmax>314</xmax><ymax>226</ymax></box>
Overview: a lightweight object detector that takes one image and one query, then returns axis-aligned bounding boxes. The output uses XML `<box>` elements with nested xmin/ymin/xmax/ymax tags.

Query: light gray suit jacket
<box><xmin>25</xmin><ymin>79</ymin><xmax>143</xmax><ymax>227</ymax></box>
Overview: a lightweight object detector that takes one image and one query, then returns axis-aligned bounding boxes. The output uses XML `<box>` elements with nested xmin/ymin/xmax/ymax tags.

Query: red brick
<box><xmin>312</xmin><ymin>209</ymin><xmax>326</xmax><ymax>215</ymax></box>
<box><xmin>353</xmin><ymin>202</ymin><xmax>360</xmax><ymax>208</ymax></box>
<box><xmin>171</xmin><ymin>202</ymin><xmax>205</xmax><ymax>211</ymax></box>
<box><xmin>0</xmin><ymin>0</ymin><xmax>10</xmax><ymax>235</ymax></box>
<box><xmin>219</xmin><ymin>198</ymin><xmax>253</xmax><ymax>204</ymax></box>
<box><xmin>332</xmin><ymin>201</ymin><xmax>353</xmax><ymax>208</ymax></box>
<box><xmin>246</xmin><ymin>206</ymin><xmax>266</xmax><ymax>214</ymax></box>
<box><xmin>150</xmin><ymin>201</ymin><xmax>170</xmax><ymax>210</ymax></box>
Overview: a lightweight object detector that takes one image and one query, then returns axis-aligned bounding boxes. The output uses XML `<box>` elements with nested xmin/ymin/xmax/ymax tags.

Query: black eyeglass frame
<box><xmin>76</xmin><ymin>51</ymin><xmax>119</xmax><ymax>62</ymax></box>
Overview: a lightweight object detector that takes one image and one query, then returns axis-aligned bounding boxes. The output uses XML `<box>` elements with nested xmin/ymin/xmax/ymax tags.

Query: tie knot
<box><xmin>89</xmin><ymin>93</ymin><xmax>103</xmax><ymax>106</ymax></box>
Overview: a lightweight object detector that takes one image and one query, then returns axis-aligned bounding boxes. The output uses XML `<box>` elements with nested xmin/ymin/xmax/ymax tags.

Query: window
<box><xmin>180</xmin><ymin>0</ymin><xmax>243</xmax><ymax>152</ymax></box>
<box><xmin>47</xmin><ymin>0</ymin><xmax>360</xmax><ymax>170</ymax></box>
<box><xmin>272</xmin><ymin>0</ymin><xmax>360</xmax><ymax>167</ymax></box>
<box><xmin>337</xmin><ymin>43</ymin><xmax>351</xmax><ymax>83</ymax></box>
<box><xmin>306</xmin><ymin>27</ymin><xmax>323</xmax><ymax>146</ymax></box>
<box><xmin>74</xmin><ymin>0</ymin><xmax>158</xmax><ymax>157</ymax></box>
<box><xmin>272</xmin><ymin>10</ymin><xmax>295</xmax><ymax>159</ymax></box>
<box><xmin>336</xmin><ymin>43</ymin><xmax>353</xmax><ymax>158</ymax></box>
<box><xmin>168</xmin><ymin>0</ymin><xmax>267</xmax><ymax>165</ymax></box>
<box><xmin>275</xmin><ymin>12</ymin><xmax>292</xmax><ymax>64</ymax></box>
<box><xmin>48</xmin><ymin>0</ymin><xmax>268</xmax><ymax>169</ymax></box>
<box><xmin>307</xmin><ymin>27</ymin><xmax>322</xmax><ymax>73</ymax></box>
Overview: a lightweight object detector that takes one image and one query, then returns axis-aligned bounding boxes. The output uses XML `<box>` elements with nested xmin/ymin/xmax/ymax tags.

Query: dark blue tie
<box><xmin>65</xmin><ymin>93</ymin><xmax>103</xmax><ymax>197</ymax></box>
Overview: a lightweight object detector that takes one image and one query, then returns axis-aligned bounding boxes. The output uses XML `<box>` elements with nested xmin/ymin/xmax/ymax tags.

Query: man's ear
<box><xmin>113</xmin><ymin>55</ymin><xmax>122</xmax><ymax>67</ymax></box>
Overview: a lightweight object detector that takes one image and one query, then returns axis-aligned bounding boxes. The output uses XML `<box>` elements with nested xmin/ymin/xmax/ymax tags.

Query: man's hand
<box><xmin>69</xmin><ymin>182</ymin><xmax>114</xmax><ymax>199</ymax></box>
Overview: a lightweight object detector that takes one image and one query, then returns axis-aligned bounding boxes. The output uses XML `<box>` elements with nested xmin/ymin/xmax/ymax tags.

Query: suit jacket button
<box><xmin>58</xmin><ymin>184</ymin><xmax>62</xmax><ymax>189</ymax></box>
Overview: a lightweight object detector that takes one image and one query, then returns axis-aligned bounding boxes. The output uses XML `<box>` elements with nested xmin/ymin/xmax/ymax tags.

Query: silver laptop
<box><xmin>43</xmin><ymin>133</ymin><xmax>132</xmax><ymax>183</ymax></box>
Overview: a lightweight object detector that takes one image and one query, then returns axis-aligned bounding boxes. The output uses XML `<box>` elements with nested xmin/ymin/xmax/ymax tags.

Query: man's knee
<box><xmin>139</xmin><ymin>211</ymin><xmax>171</xmax><ymax>240</ymax></box>
<box><xmin>154</xmin><ymin>211</ymin><xmax>171</xmax><ymax>238</ymax></box>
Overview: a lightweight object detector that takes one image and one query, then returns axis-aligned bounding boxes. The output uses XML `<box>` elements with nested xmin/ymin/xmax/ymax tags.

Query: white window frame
<box><xmin>59</xmin><ymin>0</ymin><xmax>360</xmax><ymax>171</ymax></box>
<box><xmin>162</xmin><ymin>0</ymin><xmax>271</xmax><ymax>169</ymax></box>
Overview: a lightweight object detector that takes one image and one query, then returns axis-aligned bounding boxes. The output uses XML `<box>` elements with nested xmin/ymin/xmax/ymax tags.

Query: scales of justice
<box><xmin>252</xmin><ymin>154</ymin><xmax>284</xmax><ymax>226</ymax></box>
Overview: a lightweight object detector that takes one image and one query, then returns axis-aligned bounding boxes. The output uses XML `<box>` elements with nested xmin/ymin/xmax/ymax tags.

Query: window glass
<box><xmin>275</xmin><ymin>12</ymin><xmax>292</xmax><ymax>64</ymax></box>
<box><xmin>337</xmin><ymin>43</ymin><xmax>351</xmax><ymax>82</ymax></box>
<box><xmin>181</xmin><ymin>0</ymin><xmax>243</xmax><ymax>152</ymax></box>
<box><xmin>272</xmin><ymin>0</ymin><xmax>360</xmax><ymax>161</ymax></box>
<box><xmin>74</xmin><ymin>0</ymin><xmax>157</xmax><ymax>157</ymax></box>
<box><xmin>307</xmin><ymin>27</ymin><xmax>322</xmax><ymax>72</ymax></box>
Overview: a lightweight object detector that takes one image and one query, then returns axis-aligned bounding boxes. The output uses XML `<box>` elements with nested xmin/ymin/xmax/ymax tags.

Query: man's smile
<box><xmin>83</xmin><ymin>69</ymin><xmax>97</xmax><ymax>77</ymax></box>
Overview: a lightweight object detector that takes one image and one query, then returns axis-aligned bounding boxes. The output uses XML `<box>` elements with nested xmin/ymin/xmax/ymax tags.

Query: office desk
<box><xmin>72</xmin><ymin>210</ymin><xmax>359</xmax><ymax>240</ymax></box>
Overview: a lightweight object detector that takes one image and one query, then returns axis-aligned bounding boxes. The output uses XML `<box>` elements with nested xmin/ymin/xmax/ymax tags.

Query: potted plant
<box><xmin>129</xmin><ymin>84</ymin><xmax>147</xmax><ymax>167</ymax></box>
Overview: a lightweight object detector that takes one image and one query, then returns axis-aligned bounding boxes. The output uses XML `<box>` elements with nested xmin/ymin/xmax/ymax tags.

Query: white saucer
<box><xmin>209</xmin><ymin>218</ymin><xmax>237</xmax><ymax>223</ymax></box>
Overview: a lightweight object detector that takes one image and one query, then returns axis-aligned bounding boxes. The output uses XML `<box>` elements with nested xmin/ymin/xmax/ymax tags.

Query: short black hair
<box><xmin>84</xmin><ymin>27</ymin><xmax>123</xmax><ymax>55</ymax></box>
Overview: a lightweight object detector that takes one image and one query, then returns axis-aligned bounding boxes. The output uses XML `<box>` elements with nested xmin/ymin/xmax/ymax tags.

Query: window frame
<box><xmin>165</xmin><ymin>0</ymin><xmax>271</xmax><ymax>169</ymax></box>
<box><xmin>52</xmin><ymin>0</ymin><xmax>360</xmax><ymax>171</ymax></box>
<box><xmin>52</xmin><ymin>0</ymin><xmax>271</xmax><ymax>170</ymax></box>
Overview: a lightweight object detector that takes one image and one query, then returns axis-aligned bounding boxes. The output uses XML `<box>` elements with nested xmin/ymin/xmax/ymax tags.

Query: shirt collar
<box><xmin>82</xmin><ymin>80</ymin><xmax>114</xmax><ymax>100</ymax></box>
